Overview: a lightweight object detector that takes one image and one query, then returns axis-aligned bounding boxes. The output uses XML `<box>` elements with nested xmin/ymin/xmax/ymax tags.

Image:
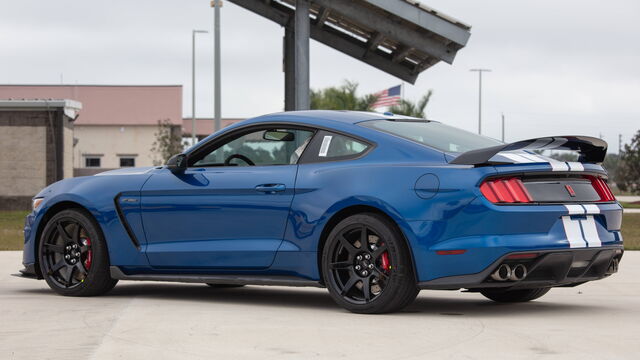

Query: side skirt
<box><xmin>109</xmin><ymin>266</ymin><xmax>324</xmax><ymax>288</ymax></box>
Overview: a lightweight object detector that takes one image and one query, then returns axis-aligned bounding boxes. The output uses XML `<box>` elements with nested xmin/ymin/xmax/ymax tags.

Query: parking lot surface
<box><xmin>1</xmin><ymin>251</ymin><xmax>639</xmax><ymax>359</ymax></box>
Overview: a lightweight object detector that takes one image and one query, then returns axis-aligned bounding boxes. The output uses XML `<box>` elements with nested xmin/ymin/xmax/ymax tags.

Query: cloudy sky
<box><xmin>1</xmin><ymin>0</ymin><xmax>638</xmax><ymax>151</ymax></box>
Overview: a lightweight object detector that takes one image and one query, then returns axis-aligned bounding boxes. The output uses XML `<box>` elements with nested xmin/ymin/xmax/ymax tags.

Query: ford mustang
<box><xmin>17</xmin><ymin>110</ymin><xmax>624</xmax><ymax>313</ymax></box>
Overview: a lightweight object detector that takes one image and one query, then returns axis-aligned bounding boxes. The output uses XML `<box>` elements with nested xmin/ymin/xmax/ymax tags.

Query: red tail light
<box><xmin>586</xmin><ymin>175</ymin><xmax>616</xmax><ymax>202</ymax></box>
<box><xmin>480</xmin><ymin>177</ymin><xmax>533</xmax><ymax>204</ymax></box>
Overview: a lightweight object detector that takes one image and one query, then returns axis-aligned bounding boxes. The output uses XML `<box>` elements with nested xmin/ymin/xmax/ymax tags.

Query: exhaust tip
<box><xmin>509</xmin><ymin>264</ymin><xmax>528</xmax><ymax>281</ymax></box>
<box><xmin>491</xmin><ymin>264</ymin><xmax>512</xmax><ymax>281</ymax></box>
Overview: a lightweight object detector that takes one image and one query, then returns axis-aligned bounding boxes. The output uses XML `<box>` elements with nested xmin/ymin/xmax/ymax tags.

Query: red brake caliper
<box><xmin>83</xmin><ymin>237</ymin><xmax>93</xmax><ymax>269</ymax></box>
<box><xmin>381</xmin><ymin>251</ymin><xmax>391</xmax><ymax>272</ymax></box>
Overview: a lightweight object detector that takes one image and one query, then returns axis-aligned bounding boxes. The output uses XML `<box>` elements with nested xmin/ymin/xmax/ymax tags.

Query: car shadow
<box><xmin>18</xmin><ymin>282</ymin><xmax>611</xmax><ymax>316</ymax></box>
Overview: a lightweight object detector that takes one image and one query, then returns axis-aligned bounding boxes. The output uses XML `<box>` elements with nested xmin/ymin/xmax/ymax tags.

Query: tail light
<box><xmin>480</xmin><ymin>177</ymin><xmax>532</xmax><ymax>203</ymax></box>
<box><xmin>586</xmin><ymin>175</ymin><xmax>616</xmax><ymax>202</ymax></box>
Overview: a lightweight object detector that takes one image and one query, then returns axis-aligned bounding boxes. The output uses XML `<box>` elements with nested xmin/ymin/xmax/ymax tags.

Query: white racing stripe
<box><xmin>582</xmin><ymin>204</ymin><xmax>600</xmax><ymax>214</ymax></box>
<box><xmin>565</xmin><ymin>205</ymin><xmax>585</xmax><ymax>215</ymax></box>
<box><xmin>549</xmin><ymin>160</ymin><xmax>570</xmax><ymax>171</ymax></box>
<box><xmin>567</xmin><ymin>162</ymin><xmax>585</xmax><ymax>171</ymax></box>
<box><xmin>517</xmin><ymin>153</ymin><xmax>545</xmax><ymax>163</ymax></box>
<box><xmin>562</xmin><ymin>216</ymin><xmax>587</xmax><ymax>248</ymax></box>
<box><xmin>523</xmin><ymin>138</ymin><xmax>554</xmax><ymax>150</ymax></box>
<box><xmin>501</xmin><ymin>153</ymin><xmax>534</xmax><ymax>163</ymax></box>
<box><xmin>580</xmin><ymin>216</ymin><xmax>602</xmax><ymax>247</ymax></box>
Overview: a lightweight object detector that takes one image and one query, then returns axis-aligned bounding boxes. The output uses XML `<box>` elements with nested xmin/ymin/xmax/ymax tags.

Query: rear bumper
<box><xmin>418</xmin><ymin>246</ymin><xmax>623</xmax><ymax>290</ymax></box>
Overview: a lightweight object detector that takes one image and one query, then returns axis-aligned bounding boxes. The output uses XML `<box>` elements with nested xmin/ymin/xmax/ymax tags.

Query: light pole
<box><xmin>211</xmin><ymin>0</ymin><xmax>222</xmax><ymax>132</ymax></box>
<box><xmin>470</xmin><ymin>68</ymin><xmax>491</xmax><ymax>135</ymax></box>
<box><xmin>192</xmin><ymin>29</ymin><xmax>209</xmax><ymax>145</ymax></box>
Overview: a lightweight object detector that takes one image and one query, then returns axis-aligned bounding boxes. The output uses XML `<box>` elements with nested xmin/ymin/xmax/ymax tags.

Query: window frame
<box><xmin>119</xmin><ymin>157</ymin><xmax>136</xmax><ymax>167</ymax></box>
<box><xmin>84</xmin><ymin>156</ymin><xmax>102</xmax><ymax>168</ymax></box>
<box><xmin>186</xmin><ymin>123</ymin><xmax>318</xmax><ymax>168</ymax></box>
<box><xmin>298</xmin><ymin>129</ymin><xmax>374</xmax><ymax>164</ymax></box>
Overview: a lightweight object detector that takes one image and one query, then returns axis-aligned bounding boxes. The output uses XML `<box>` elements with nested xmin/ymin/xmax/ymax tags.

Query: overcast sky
<box><xmin>1</xmin><ymin>0</ymin><xmax>638</xmax><ymax>151</ymax></box>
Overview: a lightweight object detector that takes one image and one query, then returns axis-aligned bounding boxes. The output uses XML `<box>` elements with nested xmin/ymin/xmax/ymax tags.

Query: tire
<box><xmin>480</xmin><ymin>288</ymin><xmax>550</xmax><ymax>303</ymax></box>
<box><xmin>322</xmin><ymin>213</ymin><xmax>419</xmax><ymax>314</ymax></box>
<box><xmin>38</xmin><ymin>209</ymin><xmax>117</xmax><ymax>296</ymax></box>
<box><xmin>206</xmin><ymin>284</ymin><xmax>245</xmax><ymax>288</ymax></box>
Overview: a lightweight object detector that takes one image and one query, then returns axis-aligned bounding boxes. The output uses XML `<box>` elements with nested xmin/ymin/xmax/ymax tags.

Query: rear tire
<box><xmin>322</xmin><ymin>213</ymin><xmax>419</xmax><ymax>314</ymax></box>
<box><xmin>39</xmin><ymin>209</ymin><xmax>117</xmax><ymax>296</ymax></box>
<box><xmin>480</xmin><ymin>288</ymin><xmax>550</xmax><ymax>303</ymax></box>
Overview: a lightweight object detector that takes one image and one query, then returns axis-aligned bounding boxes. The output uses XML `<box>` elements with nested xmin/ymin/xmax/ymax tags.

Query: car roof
<box><xmin>250</xmin><ymin>110</ymin><xmax>419</xmax><ymax>125</ymax></box>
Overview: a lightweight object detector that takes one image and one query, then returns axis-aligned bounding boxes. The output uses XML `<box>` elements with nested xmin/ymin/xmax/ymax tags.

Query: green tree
<box><xmin>310</xmin><ymin>80</ymin><xmax>378</xmax><ymax>111</ymax></box>
<box><xmin>616</xmin><ymin>130</ymin><xmax>640</xmax><ymax>194</ymax></box>
<box><xmin>603</xmin><ymin>153</ymin><xmax>619</xmax><ymax>186</ymax></box>
<box><xmin>388</xmin><ymin>90</ymin><xmax>433</xmax><ymax>118</ymax></box>
<box><xmin>150</xmin><ymin>119</ymin><xmax>184</xmax><ymax>166</ymax></box>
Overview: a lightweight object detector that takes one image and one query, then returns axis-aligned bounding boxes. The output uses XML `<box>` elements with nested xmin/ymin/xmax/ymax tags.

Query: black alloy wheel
<box><xmin>39</xmin><ymin>209</ymin><xmax>117</xmax><ymax>296</ymax></box>
<box><xmin>322</xmin><ymin>213</ymin><xmax>419</xmax><ymax>314</ymax></box>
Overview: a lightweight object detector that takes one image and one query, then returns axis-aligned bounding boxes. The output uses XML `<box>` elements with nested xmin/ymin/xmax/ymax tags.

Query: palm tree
<box><xmin>310</xmin><ymin>80</ymin><xmax>433</xmax><ymax>118</ymax></box>
<box><xmin>310</xmin><ymin>80</ymin><xmax>378</xmax><ymax>111</ymax></box>
<box><xmin>388</xmin><ymin>90</ymin><xmax>433</xmax><ymax>118</ymax></box>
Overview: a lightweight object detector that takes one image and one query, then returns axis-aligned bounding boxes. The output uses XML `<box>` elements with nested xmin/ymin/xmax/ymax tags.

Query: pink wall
<box><xmin>182</xmin><ymin>118</ymin><xmax>245</xmax><ymax>137</ymax></box>
<box><xmin>0</xmin><ymin>85</ymin><xmax>182</xmax><ymax>126</ymax></box>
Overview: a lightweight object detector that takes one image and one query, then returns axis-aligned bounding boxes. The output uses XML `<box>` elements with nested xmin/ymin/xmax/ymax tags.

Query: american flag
<box><xmin>371</xmin><ymin>84</ymin><xmax>402</xmax><ymax>109</ymax></box>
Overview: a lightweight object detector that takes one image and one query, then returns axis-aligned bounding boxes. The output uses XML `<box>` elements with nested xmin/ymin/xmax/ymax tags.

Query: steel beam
<box><xmin>363</xmin><ymin>0</ymin><xmax>471</xmax><ymax>46</ymax></box>
<box><xmin>283</xmin><ymin>26</ymin><xmax>295</xmax><ymax>111</ymax></box>
<box><xmin>294</xmin><ymin>0</ymin><xmax>310</xmax><ymax>110</ymax></box>
<box><xmin>229</xmin><ymin>0</ymin><xmax>421</xmax><ymax>83</ymax></box>
<box><xmin>313</xmin><ymin>0</ymin><xmax>456</xmax><ymax>64</ymax></box>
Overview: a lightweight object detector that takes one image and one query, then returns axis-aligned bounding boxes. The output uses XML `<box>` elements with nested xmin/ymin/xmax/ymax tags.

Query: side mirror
<box><xmin>166</xmin><ymin>154</ymin><xmax>187</xmax><ymax>174</ymax></box>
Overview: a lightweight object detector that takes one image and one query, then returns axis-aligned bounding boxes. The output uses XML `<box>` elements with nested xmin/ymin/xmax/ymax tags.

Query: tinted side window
<box><xmin>193</xmin><ymin>128</ymin><xmax>314</xmax><ymax>167</ymax></box>
<box><xmin>300</xmin><ymin>131</ymin><xmax>371</xmax><ymax>163</ymax></box>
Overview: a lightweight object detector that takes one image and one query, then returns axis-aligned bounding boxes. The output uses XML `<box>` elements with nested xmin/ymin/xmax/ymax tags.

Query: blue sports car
<box><xmin>18</xmin><ymin>111</ymin><xmax>624</xmax><ymax>313</ymax></box>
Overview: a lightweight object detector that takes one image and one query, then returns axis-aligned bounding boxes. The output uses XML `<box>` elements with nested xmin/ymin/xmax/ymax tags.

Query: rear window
<box><xmin>360</xmin><ymin>120</ymin><xmax>501</xmax><ymax>153</ymax></box>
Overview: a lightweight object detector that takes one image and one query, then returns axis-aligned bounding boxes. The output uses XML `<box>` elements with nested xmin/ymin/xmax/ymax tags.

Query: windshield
<box><xmin>360</xmin><ymin>120</ymin><xmax>502</xmax><ymax>153</ymax></box>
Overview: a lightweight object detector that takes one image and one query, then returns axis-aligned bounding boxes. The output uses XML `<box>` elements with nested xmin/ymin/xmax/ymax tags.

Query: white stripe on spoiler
<box><xmin>492</xmin><ymin>151</ymin><xmax>587</xmax><ymax>172</ymax></box>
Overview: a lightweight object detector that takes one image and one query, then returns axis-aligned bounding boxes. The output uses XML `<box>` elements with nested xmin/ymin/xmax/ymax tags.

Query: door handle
<box><xmin>255</xmin><ymin>184</ymin><xmax>286</xmax><ymax>193</ymax></box>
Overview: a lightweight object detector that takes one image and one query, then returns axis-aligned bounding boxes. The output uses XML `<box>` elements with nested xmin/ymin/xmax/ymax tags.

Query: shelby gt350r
<box><xmin>18</xmin><ymin>111</ymin><xmax>624</xmax><ymax>313</ymax></box>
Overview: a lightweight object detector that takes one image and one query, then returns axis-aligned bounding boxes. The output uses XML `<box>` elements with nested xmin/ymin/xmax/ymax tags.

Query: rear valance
<box><xmin>450</xmin><ymin>136</ymin><xmax>607</xmax><ymax>166</ymax></box>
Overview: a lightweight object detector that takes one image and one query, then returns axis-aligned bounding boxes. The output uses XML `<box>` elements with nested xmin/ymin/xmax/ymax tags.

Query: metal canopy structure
<box><xmin>228</xmin><ymin>0</ymin><xmax>471</xmax><ymax>110</ymax></box>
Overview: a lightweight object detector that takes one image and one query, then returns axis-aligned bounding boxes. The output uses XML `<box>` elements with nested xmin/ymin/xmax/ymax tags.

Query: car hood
<box><xmin>93</xmin><ymin>167</ymin><xmax>157</xmax><ymax>176</ymax></box>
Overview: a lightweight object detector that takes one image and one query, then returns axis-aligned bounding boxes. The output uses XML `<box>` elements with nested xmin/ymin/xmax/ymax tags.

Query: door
<box><xmin>140</xmin><ymin>126</ymin><xmax>314</xmax><ymax>269</ymax></box>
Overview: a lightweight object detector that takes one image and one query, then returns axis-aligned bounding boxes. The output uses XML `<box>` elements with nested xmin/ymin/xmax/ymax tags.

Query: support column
<box><xmin>294</xmin><ymin>0</ymin><xmax>310</xmax><ymax>110</ymax></box>
<box><xmin>283</xmin><ymin>26</ymin><xmax>296</xmax><ymax>111</ymax></box>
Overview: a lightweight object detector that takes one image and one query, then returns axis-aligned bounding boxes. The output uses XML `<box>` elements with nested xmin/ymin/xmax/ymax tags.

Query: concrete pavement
<box><xmin>618</xmin><ymin>196</ymin><xmax>640</xmax><ymax>203</ymax></box>
<box><xmin>1</xmin><ymin>250</ymin><xmax>639</xmax><ymax>359</ymax></box>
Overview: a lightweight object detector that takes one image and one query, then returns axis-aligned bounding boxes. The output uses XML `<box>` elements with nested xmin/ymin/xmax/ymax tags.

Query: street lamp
<box><xmin>211</xmin><ymin>0</ymin><xmax>222</xmax><ymax>132</ymax></box>
<box><xmin>192</xmin><ymin>29</ymin><xmax>209</xmax><ymax>145</ymax></box>
<box><xmin>470</xmin><ymin>68</ymin><xmax>491</xmax><ymax>135</ymax></box>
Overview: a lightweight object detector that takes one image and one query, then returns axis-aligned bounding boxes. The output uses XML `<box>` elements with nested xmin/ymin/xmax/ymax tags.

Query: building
<box><xmin>0</xmin><ymin>85</ymin><xmax>182</xmax><ymax>176</ymax></box>
<box><xmin>182</xmin><ymin>117</ymin><xmax>245</xmax><ymax>142</ymax></box>
<box><xmin>0</xmin><ymin>99</ymin><xmax>80</xmax><ymax>210</ymax></box>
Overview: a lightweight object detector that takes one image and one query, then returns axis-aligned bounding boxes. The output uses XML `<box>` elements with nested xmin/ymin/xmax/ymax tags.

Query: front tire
<box><xmin>480</xmin><ymin>288</ymin><xmax>550</xmax><ymax>303</ymax></box>
<box><xmin>39</xmin><ymin>209</ymin><xmax>117</xmax><ymax>296</ymax></box>
<box><xmin>322</xmin><ymin>213</ymin><xmax>418</xmax><ymax>314</ymax></box>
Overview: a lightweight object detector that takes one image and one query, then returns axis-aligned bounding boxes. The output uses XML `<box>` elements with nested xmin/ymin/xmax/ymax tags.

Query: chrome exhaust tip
<box><xmin>607</xmin><ymin>258</ymin><xmax>619</xmax><ymax>274</ymax></box>
<box><xmin>509</xmin><ymin>264</ymin><xmax>527</xmax><ymax>281</ymax></box>
<box><xmin>491</xmin><ymin>264</ymin><xmax>512</xmax><ymax>281</ymax></box>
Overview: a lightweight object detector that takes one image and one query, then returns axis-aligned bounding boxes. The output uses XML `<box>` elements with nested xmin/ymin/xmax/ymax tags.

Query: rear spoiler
<box><xmin>450</xmin><ymin>136</ymin><xmax>607</xmax><ymax>165</ymax></box>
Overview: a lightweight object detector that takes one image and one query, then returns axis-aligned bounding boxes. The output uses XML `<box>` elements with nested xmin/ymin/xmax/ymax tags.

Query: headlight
<box><xmin>32</xmin><ymin>198</ymin><xmax>44</xmax><ymax>211</ymax></box>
